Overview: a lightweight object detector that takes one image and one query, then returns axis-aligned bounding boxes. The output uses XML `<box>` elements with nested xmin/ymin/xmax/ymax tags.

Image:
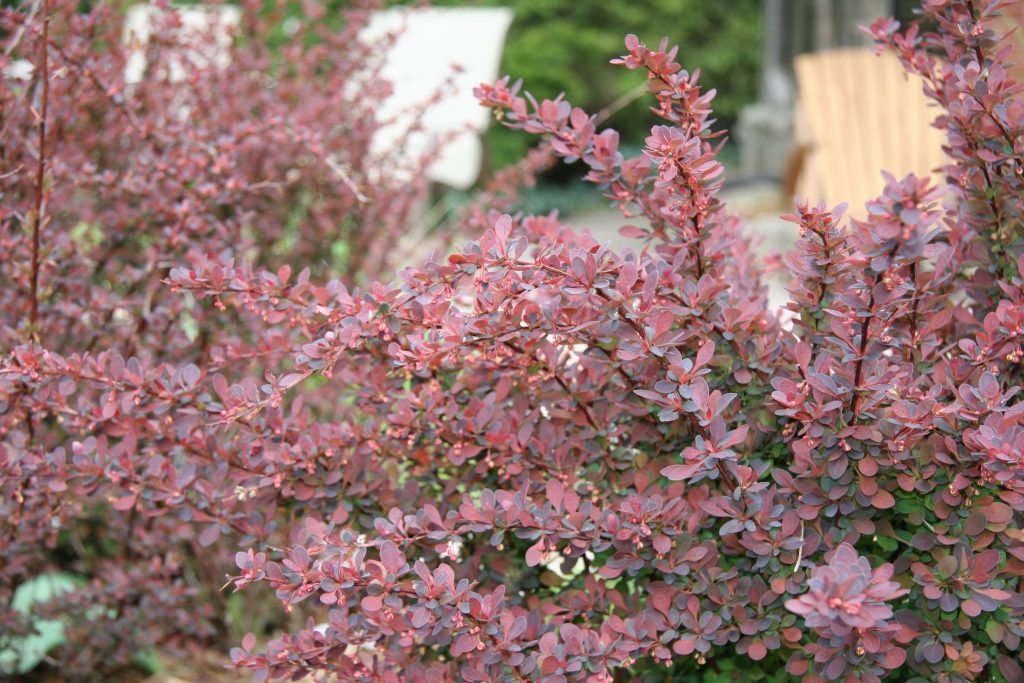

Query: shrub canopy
<box><xmin>1</xmin><ymin>1</ymin><xmax>1023</xmax><ymax>682</ymax></box>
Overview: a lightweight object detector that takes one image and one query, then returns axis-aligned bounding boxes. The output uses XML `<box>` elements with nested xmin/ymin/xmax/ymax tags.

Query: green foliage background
<box><xmin>429</xmin><ymin>0</ymin><xmax>763</xmax><ymax>170</ymax></box>
<box><xmin>161</xmin><ymin>0</ymin><xmax>764</xmax><ymax>176</ymax></box>
<box><xmin>274</xmin><ymin>0</ymin><xmax>764</xmax><ymax>207</ymax></box>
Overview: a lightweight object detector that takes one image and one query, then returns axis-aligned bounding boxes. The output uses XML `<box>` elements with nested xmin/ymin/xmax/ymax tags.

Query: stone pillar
<box><xmin>736</xmin><ymin>0</ymin><xmax>795</xmax><ymax>179</ymax></box>
<box><xmin>835</xmin><ymin>0</ymin><xmax>891</xmax><ymax>46</ymax></box>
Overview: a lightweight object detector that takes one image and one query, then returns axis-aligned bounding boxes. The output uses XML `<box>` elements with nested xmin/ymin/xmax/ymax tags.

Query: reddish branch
<box><xmin>28</xmin><ymin>0</ymin><xmax>49</xmax><ymax>333</ymax></box>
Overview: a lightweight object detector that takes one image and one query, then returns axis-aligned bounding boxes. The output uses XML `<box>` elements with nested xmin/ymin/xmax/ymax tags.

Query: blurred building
<box><xmin>738</xmin><ymin>0</ymin><xmax>894</xmax><ymax>182</ymax></box>
<box><xmin>737</xmin><ymin>0</ymin><xmax>997</xmax><ymax>215</ymax></box>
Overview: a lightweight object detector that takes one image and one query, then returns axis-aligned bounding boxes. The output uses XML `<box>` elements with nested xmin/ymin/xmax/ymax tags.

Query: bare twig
<box><xmin>593</xmin><ymin>81</ymin><xmax>647</xmax><ymax>126</ymax></box>
<box><xmin>793</xmin><ymin>520</ymin><xmax>805</xmax><ymax>574</ymax></box>
<box><xmin>322</xmin><ymin>152</ymin><xmax>368</xmax><ymax>204</ymax></box>
<box><xmin>0</xmin><ymin>164</ymin><xmax>24</xmax><ymax>180</ymax></box>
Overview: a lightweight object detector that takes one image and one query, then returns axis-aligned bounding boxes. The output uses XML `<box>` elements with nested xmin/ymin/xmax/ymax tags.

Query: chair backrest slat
<box><xmin>794</xmin><ymin>48</ymin><xmax>947</xmax><ymax>216</ymax></box>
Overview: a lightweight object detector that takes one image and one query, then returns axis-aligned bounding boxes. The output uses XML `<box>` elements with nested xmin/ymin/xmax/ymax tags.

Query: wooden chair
<box><xmin>791</xmin><ymin>48</ymin><xmax>947</xmax><ymax>217</ymax></box>
<box><xmin>991</xmin><ymin>1</ymin><xmax>1024</xmax><ymax>82</ymax></box>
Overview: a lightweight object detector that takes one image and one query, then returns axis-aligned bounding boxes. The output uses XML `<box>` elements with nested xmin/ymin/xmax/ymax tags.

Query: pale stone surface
<box><xmin>793</xmin><ymin>48</ymin><xmax>948</xmax><ymax>218</ymax></box>
<box><xmin>120</xmin><ymin>5</ymin><xmax>512</xmax><ymax>190</ymax></box>
<box><xmin>361</xmin><ymin>7</ymin><xmax>514</xmax><ymax>190</ymax></box>
<box><xmin>736</xmin><ymin>102</ymin><xmax>793</xmax><ymax>179</ymax></box>
<box><xmin>2</xmin><ymin>59</ymin><xmax>33</xmax><ymax>81</ymax></box>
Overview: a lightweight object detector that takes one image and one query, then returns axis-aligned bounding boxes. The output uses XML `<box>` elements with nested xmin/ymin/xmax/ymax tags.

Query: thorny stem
<box><xmin>956</xmin><ymin>1</ymin><xmax>1010</xmax><ymax>251</ymax></box>
<box><xmin>501</xmin><ymin>339</ymin><xmax>600</xmax><ymax>431</ymax></box>
<box><xmin>28</xmin><ymin>0</ymin><xmax>51</xmax><ymax>335</ymax></box>
<box><xmin>850</xmin><ymin>243</ymin><xmax>901</xmax><ymax>416</ymax></box>
<box><xmin>894</xmin><ymin>7</ymin><xmax>1009</xmax><ymax>271</ymax></box>
<box><xmin>591</xmin><ymin>286</ymin><xmax>740</xmax><ymax>491</ymax></box>
<box><xmin>906</xmin><ymin>262</ymin><xmax>920</xmax><ymax>360</ymax></box>
<box><xmin>966</xmin><ymin>0</ymin><xmax>1018</xmax><ymax>152</ymax></box>
<box><xmin>850</xmin><ymin>288</ymin><xmax>876</xmax><ymax>416</ymax></box>
<box><xmin>809</xmin><ymin>223</ymin><xmax>842</xmax><ymax>331</ymax></box>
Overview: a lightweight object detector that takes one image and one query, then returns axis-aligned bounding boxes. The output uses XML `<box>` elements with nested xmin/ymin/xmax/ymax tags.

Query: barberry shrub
<box><xmin>1</xmin><ymin>1</ymin><xmax>1023</xmax><ymax>683</ymax></box>
<box><xmin>0</xmin><ymin>0</ymin><xmax>548</xmax><ymax>676</ymax></box>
